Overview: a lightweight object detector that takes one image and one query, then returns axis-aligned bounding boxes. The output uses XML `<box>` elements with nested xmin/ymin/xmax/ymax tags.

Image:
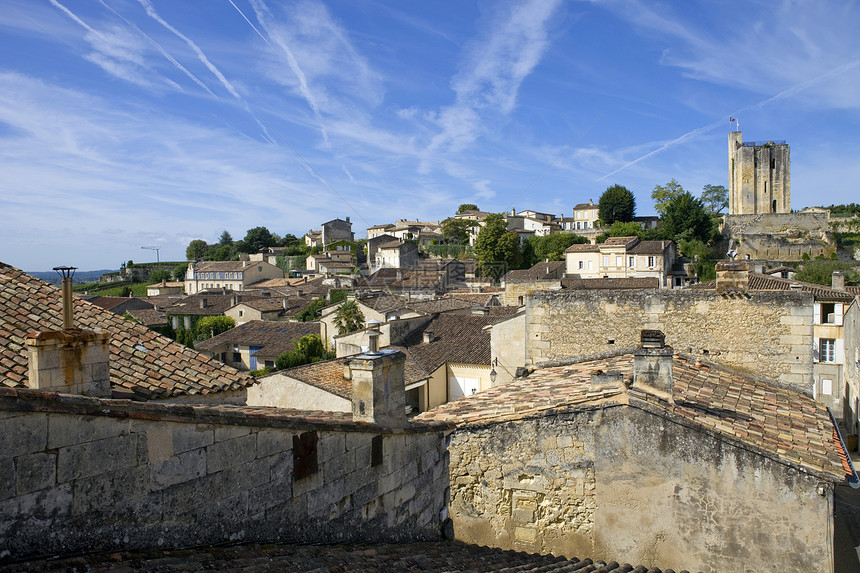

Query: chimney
<box><xmin>396</xmin><ymin>269</ymin><xmax>403</xmax><ymax>281</ymax></box>
<box><xmin>832</xmin><ymin>271</ymin><xmax>846</xmax><ymax>291</ymax></box>
<box><xmin>55</xmin><ymin>266</ymin><xmax>76</xmax><ymax>329</ymax></box>
<box><xmin>348</xmin><ymin>349</ymin><xmax>406</xmax><ymax>427</ymax></box>
<box><xmin>715</xmin><ymin>261</ymin><xmax>749</xmax><ymax>292</ymax></box>
<box><xmin>471</xmin><ymin>306</ymin><xmax>489</xmax><ymax>316</ymax></box>
<box><xmin>25</xmin><ymin>329</ymin><xmax>111</xmax><ymax>397</ymax></box>
<box><xmin>511</xmin><ymin>208</ymin><xmax>516</xmax><ymax>216</ymax></box>
<box><xmin>423</xmin><ymin>329</ymin><xmax>434</xmax><ymax>344</ymax></box>
<box><xmin>346</xmin><ymin>216</ymin><xmax>350</xmax><ymax>223</ymax></box>
<box><xmin>297</xmin><ymin>289</ymin><xmax>303</xmax><ymax>297</ymax></box>
<box><xmin>282</xmin><ymin>298</ymin><xmax>289</xmax><ymax>310</ymax></box>
<box><xmin>367</xmin><ymin>330</ymin><xmax>380</xmax><ymax>353</ymax></box>
<box><xmin>232</xmin><ymin>294</ymin><xmax>239</xmax><ymax>306</ymax></box>
<box><xmin>200</xmin><ymin>298</ymin><xmax>208</xmax><ymax>309</ymax></box>
<box><xmin>632</xmin><ymin>330</ymin><xmax>674</xmax><ymax>401</ymax></box>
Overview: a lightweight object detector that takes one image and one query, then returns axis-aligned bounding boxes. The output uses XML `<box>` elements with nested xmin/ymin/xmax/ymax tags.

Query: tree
<box><xmin>661</xmin><ymin>192</ymin><xmax>714</xmax><ymax>244</ymax></box>
<box><xmin>186</xmin><ymin>239</ymin><xmax>208</xmax><ymax>261</ymax></box>
<box><xmin>701</xmin><ymin>184</ymin><xmax>729</xmax><ymax>215</ymax></box>
<box><xmin>218</xmin><ymin>230</ymin><xmax>233</xmax><ymax>246</ymax></box>
<box><xmin>333</xmin><ymin>300</ymin><xmax>365</xmax><ymax>335</ymax></box>
<box><xmin>474</xmin><ymin>214</ymin><xmax>522</xmax><ymax>280</ymax></box>
<box><xmin>457</xmin><ymin>204</ymin><xmax>479</xmax><ymax>213</ymax></box>
<box><xmin>651</xmin><ymin>179</ymin><xmax>685</xmax><ymax>217</ymax></box>
<box><xmin>295</xmin><ymin>297</ymin><xmax>327</xmax><ymax>321</ymax></box>
<box><xmin>440</xmin><ymin>218</ymin><xmax>476</xmax><ymax>245</ymax></box>
<box><xmin>594</xmin><ymin>221</ymin><xmax>644</xmax><ymax>244</ymax></box>
<box><xmin>795</xmin><ymin>261</ymin><xmax>858</xmax><ymax>286</ymax></box>
<box><xmin>195</xmin><ymin>316</ymin><xmax>236</xmax><ymax>341</ymax></box>
<box><xmin>237</xmin><ymin>226</ymin><xmax>275</xmax><ymax>254</ymax></box>
<box><xmin>211</xmin><ymin>244</ymin><xmax>236</xmax><ymax>261</ymax></box>
<box><xmin>523</xmin><ymin>233</ymin><xmax>589</xmax><ymax>266</ymax></box>
<box><xmin>148</xmin><ymin>269</ymin><xmax>171</xmax><ymax>283</ymax></box>
<box><xmin>598</xmin><ymin>184</ymin><xmax>635</xmax><ymax>225</ymax></box>
<box><xmin>172</xmin><ymin>263</ymin><xmax>188</xmax><ymax>281</ymax></box>
<box><xmin>275</xmin><ymin>334</ymin><xmax>333</xmax><ymax>370</ymax></box>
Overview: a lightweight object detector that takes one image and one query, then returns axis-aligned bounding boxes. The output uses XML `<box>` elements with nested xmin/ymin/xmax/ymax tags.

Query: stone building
<box><xmin>416</xmin><ymin>332</ymin><xmax>858</xmax><ymax>572</ymax></box>
<box><xmin>184</xmin><ymin>260</ymin><xmax>284</xmax><ymax>295</ymax></box>
<box><xmin>728</xmin><ymin>130</ymin><xmax>790</xmax><ymax>215</ymax></box>
<box><xmin>564</xmin><ymin>237</ymin><xmax>687</xmax><ymax>288</ymax></box>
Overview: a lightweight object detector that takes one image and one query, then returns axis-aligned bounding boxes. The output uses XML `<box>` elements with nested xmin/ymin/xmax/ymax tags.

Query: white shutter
<box><xmin>814</xmin><ymin>304</ymin><xmax>821</xmax><ymax>324</ymax></box>
<box><xmin>835</xmin><ymin>303</ymin><xmax>844</xmax><ymax>326</ymax></box>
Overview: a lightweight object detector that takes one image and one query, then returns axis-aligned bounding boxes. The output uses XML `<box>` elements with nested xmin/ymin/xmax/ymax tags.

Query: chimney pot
<box><xmin>832</xmin><ymin>270</ymin><xmax>846</xmax><ymax>291</ymax></box>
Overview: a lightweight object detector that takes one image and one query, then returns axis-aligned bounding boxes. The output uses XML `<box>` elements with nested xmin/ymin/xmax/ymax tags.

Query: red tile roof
<box><xmin>416</xmin><ymin>353</ymin><xmax>853</xmax><ymax>483</ymax></box>
<box><xmin>0</xmin><ymin>262</ymin><xmax>256</xmax><ymax>400</ymax></box>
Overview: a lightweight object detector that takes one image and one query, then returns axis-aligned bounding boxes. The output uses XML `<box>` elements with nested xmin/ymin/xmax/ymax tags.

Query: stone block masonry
<box><xmin>0</xmin><ymin>388</ymin><xmax>450</xmax><ymax>562</ymax></box>
<box><xmin>527</xmin><ymin>289</ymin><xmax>814</xmax><ymax>391</ymax></box>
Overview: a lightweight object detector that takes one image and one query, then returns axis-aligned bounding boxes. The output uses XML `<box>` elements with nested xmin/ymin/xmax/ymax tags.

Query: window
<box><xmin>602</xmin><ymin>256</ymin><xmax>609</xmax><ymax>267</ymax></box>
<box><xmin>628</xmin><ymin>256</ymin><xmax>635</xmax><ymax>268</ymax></box>
<box><xmin>587</xmin><ymin>260</ymin><xmax>593</xmax><ymax>270</ymax></box>
<box><xmin>371</xmin><ymin>435</ymin><xmax>383</xmax><ymax>467</ymax></box>
<box><xmin>578</xmin><ymin>261</ymin><xmax>584</xmax><ymax>270</ymax></box>
<box><xmin>821</xmin><ymin>379</ymin><xmax>833</xmax><ymax>396</ymax></box>
<box><xmin>820</xmin><ymin>339</ymin><xmax>836</xmax><ymax>363</ymax></box>
<box><xmin>293</xmin><ymin>431</ymin><xmax>318</xmax><ymax>480</ymax></box>
<box><xmin>820</xmin><ymin>302</ymin><xmax>835</xmax><ymax>324</ymax></box>
<box><xmin>648</xmin><ymin>256</ymin><xmax>655</xmax><ymax>267</ymax></box>
<box><xmin>238</xmin><ymin>310</ymin><xmax>244</xmax><ymax>317</ymax></box>
<box><xmin>233</xmin><ymin>352</ymin><xmax>241</xmax><ymax>363</ymax></box>
<box><xmin>616</xmin><ymin>256</ymin><xmax>622</xmax><ymax>267</ymax></box>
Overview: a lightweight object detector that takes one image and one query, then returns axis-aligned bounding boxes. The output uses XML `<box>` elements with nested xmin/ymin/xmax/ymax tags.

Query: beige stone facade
<box><xmin>728</xmin><ymin>131</ymin><xmax>790</xmax><ymax>215</ymax></box>
<box><xmin>526</xmin><ymin>289</ymin><xmax>814</xmax><ymax>391</ymax></box>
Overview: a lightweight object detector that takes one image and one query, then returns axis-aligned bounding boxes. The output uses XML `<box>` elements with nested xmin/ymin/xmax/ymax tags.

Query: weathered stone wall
<box><xmin>502</xmin><ymin>280</ymin><xmax>560</xmax><ymax>306</ymax></box>
<box><xmin>845</xmin><ymin>299</ymin><xmax>860</xmax><ymax>434</ymax></box>
<box><xmin>448</xmin><ymin>405</ymin><xmax>833</xmax><ymax>573</ymax></box>
<box><xmin>723</xmin><ymin>212</ymin><xmax>835</xmax><ymax>260</ymax></box>
<box><xmin>0</xmin><ymin>389</ymin><xmax>449</xmax><ymax>561</ymax></box>
<box><xmin>489</xmin><ymin>312</ymin><xmax>526</xmax><ymax>386</ymax></box>
<box><xmin>527</xmin><ymin>289</ymin><xmax>814</xmax><ymax>391</ymax></box>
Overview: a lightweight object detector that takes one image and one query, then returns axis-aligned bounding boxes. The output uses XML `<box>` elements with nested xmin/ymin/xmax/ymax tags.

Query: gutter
<box><xmin>829</xmin><ymin>407</ymin><xmax>860</xmax><ymax>488</ymax></box>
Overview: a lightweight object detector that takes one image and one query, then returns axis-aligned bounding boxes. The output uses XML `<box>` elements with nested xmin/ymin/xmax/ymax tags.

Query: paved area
<box><xmin>0</xmin><ymin>541</ymin><xmax>692</xmax><ymax>573</ymax></box>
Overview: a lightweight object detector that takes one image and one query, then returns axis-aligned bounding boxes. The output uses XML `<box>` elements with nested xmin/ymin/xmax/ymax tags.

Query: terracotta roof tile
<box><xmin>561</xmin><ymin>277</ymin><xmax>659</xmax><ymax>290</ymax></box>
<box><xmin>417</xmin><ymin>353</ymin><xmax>852</xmax><ymax>483</ymax></box>
<box><xmin>0</xmin><ymin>262</ymin><xmax>255</xmax><ymax>400</ymax></box>
<box><xmin>564</xmin><ymin>243</ymin><xmax>600</xmax><ymax>253</ymax></box>
<box><xmin>602</xmin><ymin>236</ymin><xmax>638</xmax><ymax>246</ymax></box>
<box><xmin>503</xmin><ymin>260</ymin><xmax>565</xmax><ymax>282</ymax></box>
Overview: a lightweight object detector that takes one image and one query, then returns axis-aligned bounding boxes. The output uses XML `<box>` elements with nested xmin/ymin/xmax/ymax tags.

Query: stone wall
<box><xmin>723</xmin><ymin>212</ymin><xmax>835</xmax><ymax>260</ymax></box>
<box><xmin>448</xmin><ymin>405</ymin><xmax>832</xmax><ymax>573</ymax></box>
<box><xmin>489</xmin><ymin>312</ymin><xmax>526</xmax><ymax>386</ymax></box>
<box><xmin>0</xmin><ymin>388</ymin><xmax>449</xmax><ymax>561</ymax></box>
<box><xmin>502</xmin><ymin>280</ymin><xmax>560</xmax><ymax>306</ymax></box>
<box><xmin>845</xmin><ymin>299</ymin><xmax>860</xmax><ymax>435</ymax></box>
<box><xmin>527</xmin><ymin>289</ymin><xmax>814</xmax><ymax>391</ymax></box>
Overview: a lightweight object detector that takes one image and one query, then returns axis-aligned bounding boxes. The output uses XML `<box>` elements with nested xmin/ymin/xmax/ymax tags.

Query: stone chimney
<box><xmin>632</xmin><ymin>329</ymin><xmax>674</xmax><ymax>402</ymax></box>
<box><xmin>25</xmin><ymin>329</ymin><xmax>111</xmax><ymax>397</ymax></box>
<box><xmin>470</xmin><ymin>306</ymin><xmax>489</xmax><ymax>316</ymax></box>
<box><xmin>832</xmin><ymin>271</ymin><xmax>846</xmax><ymax>291</ymax></box>
<box><xmin>715</xmin><ymin>261</ymin><xmax>749</xmax><ymax>292</ymax></box>
<box><xmin>348</xmin><ymin>349</ymin><xmax>406</xmax><ymax>427</ymax></box>
<box><xmin>423</xmin><ymin>329</ymin><xmax>434</xmax><ymax>344</ymax></box>
<box><xmin>200</xmin><ymin>298</ymin><xmax>208</xmax><ymax>309</ymax></box>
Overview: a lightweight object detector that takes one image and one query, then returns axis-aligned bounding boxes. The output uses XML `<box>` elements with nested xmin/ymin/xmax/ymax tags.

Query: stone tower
<box><xmin>728</xmin><ymin>131</ymin><xmax>790</xmax><ymax>215</ymax></box>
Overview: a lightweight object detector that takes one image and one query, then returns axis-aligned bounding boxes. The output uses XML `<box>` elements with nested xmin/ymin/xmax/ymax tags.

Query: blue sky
<box><xmin>1</xmin><ymin>0</ymin><xmax>859</xmax><ymax>271</ymax></box>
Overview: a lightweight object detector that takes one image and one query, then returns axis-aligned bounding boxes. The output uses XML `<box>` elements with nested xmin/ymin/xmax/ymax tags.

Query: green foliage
<box><xmin>275</xmin><ymin>334</ymin><xmax>334</xmax><ymax>370</ymax></box>
<box><xmin>333</xmin><ymin>300</ymin><xmax>365</xmax><ymax>335</ymax></box>
<box><xmin>678</xmin><ymin>239</ymin><xmax>717</xmax><ymax>282</ymax></box>
<box><xmin>661</xmin><ymin>192</ymin><xmax>714</xmax><ymax>244</ymax></box>
<box><xmin>595</xmin><ymin>221</ymin><xmax>644</xmax><ymax>243</ymax></box>
<box><xmin>121</xmin><ymin>311</ymin><xmax>140</xmax><ymax>323</ymax></box>
<box><xmin>172</xmin><ymin>263</ymin><xmax>188</xmax><ymax>281</ymax></box>
<box><xmin>522</xmin><ymin>233</ymin><xmax>589</xmax><ymax>266</ymax></box>
<box><xmin>119</xmin><ymin>286</ymin><xmax>132</xmax><ymax>297</ymax></box>
<box><xmin>651</xmin><ymin>179</ymin><xmax>685</xmax><ymax>217</ymax></box>
<box><xmin>795</xmin><ymin>260</ymin><xmax>859</xmax><ymax>286</ymax></box>
<box><xmin>422</xmin><ymin>244</ymin><xmax>472</xmax><ymax>259</ymax></box>
<box><xmin>237</xmin><ymin>226</ymin><xmax>275</xmax><ymax>254</ymax></box>
<box><xmin>250</xmin><ymin>367</ymin><xmax>272</xmax><ymax>377</ymax></box>
<box><xmin>218</xmin><ymin>230</ymin><xmax>233</xmax><ymax>246</ymax></box>
<box><xmin>148</xmin><ymin>269</ymin><xmax>171</xmax><ymax>283</ymax></box>
<box><xmin>802</xmin><ymin>252</ymin><xmax>811</xmax><ymax>261</ymax></box>
<box><xmin>175</xmin><ymin>327</ymin><xmax>195</xmax><ymax>349</ymax></box>
<box><xmin>457</xmin><ymin>203</ymin><xmax>479</xmax><ymax>213</ymax></box>
<box><xmin>329</xmin><ymin>289</ymin><xmax>349</xmax><ymax>305</ymax></box>
<box><xmin>700</xmin><ymin>184</ymin><xmax>729</xmax><ymax>215</ymax></box>
<box><xmin>598</xmin><ymin>184</ymin><xmax>636</xmax><ymax>224</ymax></box>
<box><xmin>295</xmin><ymin>297</ymin><xmax>327</xmax><ymax>321</ymax></box>
<box><xmin>195</xmin><ymin>315</ymin><xmax>236</xmax><ymax>341</ymax></box>
<box><xmin>834</xmin><ymin>232</ymin><xmax>860</xmax><ymax>250</ymax></box>
<box><xmin>186</xmin><ymin>240</ymin><xmax>208</xmax><ymax>261</ymax></box>
<box><xmin>474</xmin><ymin>214</ymin><xmax>522</xmax><ymax>280</ymax></box>
<box><xmin>820</xmin><ymin>203</ymin><xmax>860</xmax><ymax>218</ymax></box>
<box><xmin>440</xmin><ymin>218</ymin><xmax>476</xmax><ymax>245</ymax></box>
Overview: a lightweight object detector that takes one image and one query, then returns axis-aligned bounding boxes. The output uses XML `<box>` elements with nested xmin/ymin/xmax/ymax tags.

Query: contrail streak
<box><xmin>597</xmin><ymin>58</ymin><xmax>860</xmax><ymax>181</ymax></box>
<box><xmin>227</xmin><ymin>0</ymin><xmax>271</xmax><ymax>47</ymax></box>
<box><xmin>96</xmin><ymin>0</ymin><xmax>216</xmax><ymax>96</ymax></box>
